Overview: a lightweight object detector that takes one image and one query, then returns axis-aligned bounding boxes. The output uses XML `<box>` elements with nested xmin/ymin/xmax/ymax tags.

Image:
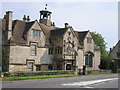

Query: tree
<box><xmin>91</xmin><ymin>32</ymin><xmax>110</xmax><ymax>69</ymax></box>
<box><xmin>2</xmin><ymin>46</ymin><xmax>9</xmax><ymax>72</ymax></box>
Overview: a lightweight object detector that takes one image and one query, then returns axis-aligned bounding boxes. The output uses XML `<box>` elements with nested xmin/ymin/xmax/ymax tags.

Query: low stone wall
<box><xmin>9</xmin><ymin>65</ymin><xmax>27</xmax><ymax>72</ymax></box>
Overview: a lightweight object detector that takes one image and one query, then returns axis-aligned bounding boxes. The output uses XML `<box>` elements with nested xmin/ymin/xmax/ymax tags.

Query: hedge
<box><xmin>4</xmin><ymin>70</ymin><xmax>74</xmax><ymax>77</ymax></box>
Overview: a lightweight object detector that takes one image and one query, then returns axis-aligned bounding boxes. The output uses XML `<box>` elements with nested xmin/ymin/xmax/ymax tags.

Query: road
<box><xmin>2</xmin><ymin>74</ymin><xmax>119</xmax><ymax>88</ymax></box>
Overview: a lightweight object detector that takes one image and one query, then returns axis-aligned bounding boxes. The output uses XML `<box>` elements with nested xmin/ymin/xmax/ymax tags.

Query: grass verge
<box><xmin>2</xmin><ymin>74</ymin><xmax>81</xmax><ymax>81</ymax></box>
<box><xmin>2</xmin><ymin>73</ymin><xmax>113</xmax><ymax>81</ymax></box>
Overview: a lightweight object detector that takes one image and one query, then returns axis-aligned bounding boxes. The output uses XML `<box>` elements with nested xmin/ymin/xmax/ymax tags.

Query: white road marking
<box><xmin>62</xmin><ymin>78</ymin><xmax>118</xmax><ymax>86</ymax></box>
<box><xmin>84</xmin><ymin>86</ymin><xmax>94</xmax><ymax>88</ymax></box>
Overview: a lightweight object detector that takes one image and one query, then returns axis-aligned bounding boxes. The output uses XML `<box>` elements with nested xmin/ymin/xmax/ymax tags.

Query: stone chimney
<box><xmin>110</xmin><ymin>48</ymin><xmax>112</xmax><ymax>52</ymax></box>
<box><xmin>5</xmin><ymin>11</ymin><xmax>13</xmax><ymax>40</ymax></box>
<box><xmin>23</xmin><ymin>15</ymin><xmax>30</xmax><ymax>22</ymax></box>
<box><xmin>51</xmin><ymin>22</ymin><xmax>55</xmax><ymax>26</ymax></box>
<box><xmin>6</xmin><ymin>11</ymin><xmax>13</xmax><ymax>31</ymax></box>
<box><xmin>27</xmin><ymin>16</ymin><xmax>30</xmax><ymax>22</ymax></box>
<box><xmin>23</xmin><ymin>15</ymin><xmax>27</xmax><ymax>22</ymax></box>
<box><xmin>65</xmin><ymin>23</ymin><xmax>69</xmax><ymax>28</ymax></box>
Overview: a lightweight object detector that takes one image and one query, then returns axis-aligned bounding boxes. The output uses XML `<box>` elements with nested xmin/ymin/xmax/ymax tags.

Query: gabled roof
<box><xmin>39</xmin><ymin>23</ymin><xmax>61</xmax><ymax>45</ymax></box>
<box><xmin>75</xmin><ymin>31</ymin><xmax>88</xmax><ymax>45</ymax></box>
<box><xmin>50</xmin><ymin>28</ymin><xmax>68</xmax><ymax>38</ymax></box>
<box><xmin>11</xmin><ymin>20</ymin><xmax>35</xmax><ymax>44</ymax></box>
<box><xmin>110</xmin><ymin>40</ymin><xmax>120</xmax><ymax>53</ymax></box>
<box><xmin>109</xmin><ymin>40</ymin><xmax>120</xmax><ymax>60</ymax></box>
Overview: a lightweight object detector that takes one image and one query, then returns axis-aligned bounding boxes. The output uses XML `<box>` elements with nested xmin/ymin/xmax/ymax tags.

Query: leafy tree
<box><xmin>2</xmin><ymin>46</ymin><xmax>9</xmax><ymax>72</ymax></box>
<box><xmin>91</xmin><ymin>32</ymin><xmax>110</xmax><ymax>69</ymax></box>
<box><xmin>109</xmin><ymin>60</ymin><xmax>118</xmax><ymax>73</ymax></box>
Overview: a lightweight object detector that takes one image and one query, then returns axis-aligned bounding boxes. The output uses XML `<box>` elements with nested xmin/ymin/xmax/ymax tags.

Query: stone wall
<box><xmin>9</xmin><ymin>45</ymin><xmax>53</xmax><ymax>72</ymax></box>
<box><xmin>94</xmin><ymin>50</ymin><xmax>100</xmax><ymax>70</ymax></box>
<box><xmin>41</xmin><ymin>65</ymin><xmax>48</xmax><ymax>71</ymax></box>
<box><xmin>84</xmin><ymin>32</ymin><xmax>95</xmax><ymax>53</ymax></box>
<box><xmin>28</xmin><ymin>21</ymin><xmax>46</xmax><ymax>47</ymax></box>
<box><xmin>9</xmin><ymin>65</ymin><xmax>27</xmax><ymax>72</ymax></box>
<box><xmin>76</xmin><ymin>49</ymin><xmax>84</xmax><ymax>69</ymax></box>
<box><xmin>83</xmin><ymin>31</ymin><xmax>100</xmax><ymax>70</ymax></box>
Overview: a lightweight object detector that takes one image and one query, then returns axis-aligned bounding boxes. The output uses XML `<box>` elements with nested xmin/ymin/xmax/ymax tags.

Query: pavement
<box><xmin>1</xmin><ymin>74</ymin><xmax>119</xmax><ymax>88</ymax></box>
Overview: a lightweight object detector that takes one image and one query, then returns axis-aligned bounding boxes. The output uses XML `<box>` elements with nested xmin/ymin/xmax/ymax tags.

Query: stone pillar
<box><xmin>75</xmin><ymin>66</ymin><xmax>78</xmax><ymax>75</ymax></box>
<box><xmin>64</xmin><ymin>62</ymin><xmax>66</xmax><ymax>70</ymax></box>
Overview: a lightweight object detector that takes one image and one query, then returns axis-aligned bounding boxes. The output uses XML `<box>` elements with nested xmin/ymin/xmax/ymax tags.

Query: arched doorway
<box><xmin>66</xmin><ymin>64</ymin><xmax>71</xmax><ymax>70</ymax></box>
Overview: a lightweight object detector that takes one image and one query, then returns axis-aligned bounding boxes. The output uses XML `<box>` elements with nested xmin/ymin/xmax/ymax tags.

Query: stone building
<box><xmin>109</xmin><ymin>40</ymin><xmax>120</xmax><ymax>69</ymax></box>
<box><xmin>1</xmin><ymin>6</ymin><xmax>100</xmax><ymax>72</ymax></box>
<box><xmin>109</xmin><ymin>40</ymin><xmax>120</xmax><ymax>60</ymax></box>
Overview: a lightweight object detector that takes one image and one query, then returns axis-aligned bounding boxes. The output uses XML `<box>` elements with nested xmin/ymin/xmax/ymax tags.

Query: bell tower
<box><xmin>39</xmin><ymin>4</ymin><xmax>52</xmax><ymax>26</ymax></box>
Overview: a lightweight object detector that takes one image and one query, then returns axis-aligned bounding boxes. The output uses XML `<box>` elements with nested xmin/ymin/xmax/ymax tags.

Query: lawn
<box><xmin>2</xmin><ymin>74</ymin><xmax>81</xmax><ymax>81</ymax></box>
<box><xmin>2</xmin><ymin>73</ymin><xmax>113</xmax><ymax>81</ymax></box>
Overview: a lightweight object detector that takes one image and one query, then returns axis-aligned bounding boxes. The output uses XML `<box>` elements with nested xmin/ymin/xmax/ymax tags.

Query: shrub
<box><xmin>87</xmin><ymin>70</ymin><xmax>92</xmax><ymax>75</ymax></box>
<box><xmin>117</xmin><ymin>69</ymin><xmax>120</xmax><ymax>73</ymax></box>
<box><xmin>3</xmin><ymin>70</ymin><xmax>74</xmax><ymax>77</ymax></box>
<box><xmin>4</xmin><ymin>72</ymin><xmax>11</xmax><ymax>77</ymax></box>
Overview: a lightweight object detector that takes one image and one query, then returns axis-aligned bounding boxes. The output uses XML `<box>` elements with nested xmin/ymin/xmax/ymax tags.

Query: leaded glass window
<box><xmin>85</xmin><ymin>54</ymin><xmax>93</xmax><ymax>67</ymax></box>
<box><xmin>32</xmin><ymin>30</ymin><xmax>40</xmax><ymax>38</ymax></box>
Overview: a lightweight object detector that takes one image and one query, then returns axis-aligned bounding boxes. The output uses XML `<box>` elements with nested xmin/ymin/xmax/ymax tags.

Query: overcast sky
<box><xmin>1</xmin><ymin>1</ymin><xmax>118</xmax><ymax>50</ymax></box>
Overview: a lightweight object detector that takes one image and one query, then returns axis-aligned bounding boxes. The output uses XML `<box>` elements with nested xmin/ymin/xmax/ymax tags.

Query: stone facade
<box><xmin>109</xmin><ymin>40</ymin><xmax>120</xmax><ymax>60</ymax></box>
<box><xmin>1</xmin><ymin>6</ymin><xmax>100</xmax><ymax>73</ymax></box>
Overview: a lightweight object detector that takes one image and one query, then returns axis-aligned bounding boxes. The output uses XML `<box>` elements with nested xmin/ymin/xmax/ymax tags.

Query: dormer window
<box><xmin>32</xmin><ymin>30</ymin><xmax>40</xmax><ymax>38</ymax></box>
<box><xmin>87</xmin><ymin>37</ymin><xmax>92</xmax><ymax>43</ymax></box>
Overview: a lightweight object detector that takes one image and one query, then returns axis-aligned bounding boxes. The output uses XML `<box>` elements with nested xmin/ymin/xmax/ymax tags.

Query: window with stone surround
<box><xmin>48</xmin><ymin>48</ymin><xmax>53</xmax><ymax>54</ymax></box>
<box><xmin>55</xmin><ymin>47</ymin><xmax>62</xmax><ymax>54</ymax></box>
<box><xmin>32</xmin><ymin>29</ymin><xmax>41</xmax><ymax>38</ymax></box>
<box><xmin>30</xmin><ymin>44</ymin><xmax>37</xmax><ymax>55</ymax></box>
<box><xmin>85</xmin><ymin>54</ymin><xmax>93</xmax><ymax>67</ymax></box>
<box><xmin>87</xmin><ymin>37</ymin><xmax>92</xmax><ymax>43</ymax></box>
<box><xmin>27</xmin><ymin>62</ymin><xmax>34</xmax><ymax>71</ymax></box>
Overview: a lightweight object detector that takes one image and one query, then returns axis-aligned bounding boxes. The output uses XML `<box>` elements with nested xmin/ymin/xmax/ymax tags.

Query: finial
<box><xmin>45</xmin><ymin>4</ymin><xmax>47</xmax><ymax>10</ymax></box>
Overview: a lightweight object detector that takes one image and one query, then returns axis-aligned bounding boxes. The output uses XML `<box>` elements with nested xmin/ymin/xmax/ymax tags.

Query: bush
<box><xmin>118</xmin><ymin>69</ymin><xmax>120</xmax><ymax>73</ymax></box>
<box><xmin>3</xmin><ymin>70</ymin><xmax>75</xmax><ymax>77</ymax></box>
<box><xmin>87</xmin><ymin>70</ymin><xmax>92</xmax><ymax>75</ymax></box>
<box><xmin>4</xmin><ymin>72</ymin><xmax>11</xmax><ymax>77</ymax></box>
<box><xmin>4</xmin><ymin>71</ymin><xmax>59</xmax><ymax>77</ymax></box>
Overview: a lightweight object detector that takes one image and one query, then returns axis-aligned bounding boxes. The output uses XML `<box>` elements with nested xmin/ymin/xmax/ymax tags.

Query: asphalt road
<box><xmin>2</xmin><ymin>74</ymin><xmax>119</xmax><ymax>88</ymax></box>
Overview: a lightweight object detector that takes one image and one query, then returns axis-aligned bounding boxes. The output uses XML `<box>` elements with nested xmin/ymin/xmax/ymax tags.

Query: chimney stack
<box><xmin>110</xmin><ymin>48</ymin><xmax>112</xmax><ymax>52</ymax></box>
<box><xmin>23</xmin><ymin>15</ymin><xmax>30</xmax><ymax>22</ymax></box>
<box><xmin>3</xmin><ymin>15</ymin><xmax>6</xmax><ymax>19</ymax></box>
<box><xmin>6</xmin><ymin>11</ymin><xmax>13</xmax><ymax>31</ymax></box>
<box><xmin>23</xmin><ymin>15</ymin><xmax>27</xmax><ymax>22</ymax></box>
<box><xmin>65</xmin><ymin>23</ymin><xmax>69</xmax><ymax>28</ymax></box>
<box><xmin>51</xmin><ymin>22</ymin><xmax>55</xmax><ymax>26</ymax></box>
<box><xmin>27</xmin><ymin>16</ymin><xmax>30</xmax><ymax>22</ymax></box>
<box><xmin>5</xmin><ymin>11</ymin><xmax>13</xmax><ymax>40</ymax></box>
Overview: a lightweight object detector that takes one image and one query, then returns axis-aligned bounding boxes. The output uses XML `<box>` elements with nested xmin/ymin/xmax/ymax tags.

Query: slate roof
<box><xmin>75</xmin><ymin>31</ymin><xmax>88</xmax><ymax>45</ymax></box>
<box><xmin>50</xmin><ymin>28</ymin><xmax>68</xmax><ymax>38</ymax></box>
<box><xmin>109</xmin><ymin>40</ymin><xmax>120</xmax><ymax>60</ymax></box>
<box><xmin>1</xmin><ymin>18</ymin><xmax>99</xmax><ymax>50</ymax></box>
<box><xmin>10</xmin><ymin>20</ymin><xmax>35</xmax><ymax>44</ymax></box>
<box><xmin>39</xmin><ymin>23</ymin><xmax>61</xmax><ymax>45</ymax></box>
<box><xmin>1</xmin><ymin>18</ymin><xmax>62</xmax><ymax>45</ymax></box>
